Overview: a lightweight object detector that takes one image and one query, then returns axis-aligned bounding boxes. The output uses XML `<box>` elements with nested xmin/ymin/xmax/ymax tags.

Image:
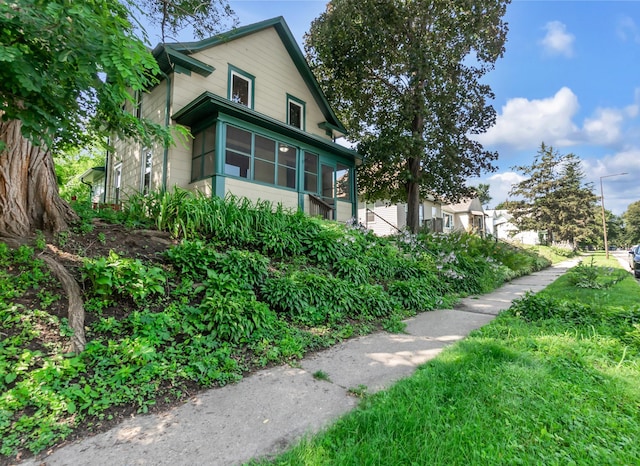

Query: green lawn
<box><xmin>253</xmin><ymin>255</ymin><xmax>640</xmax><ymax>465</ymax></box>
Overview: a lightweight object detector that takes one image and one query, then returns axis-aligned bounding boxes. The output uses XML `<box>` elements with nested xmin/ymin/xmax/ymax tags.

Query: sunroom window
<box><xmin>303</xmin><ymin>152</ymin><xmax>318</xmax><ymax>192</ymax></box>
<box><xmin>335</xmin><ymin>163</ymin><xmax>351</xmax><ymax>200</ymax></box>
<box><xmin>224</xmin><ymin>125</ymin><xmax>298</xmax><ymax>189</ymax></box>
<box><xmin>225</xmin><ymin>126</ymin><xmax>251</xmax><ymax>178</ymax></box>
<box><xmin>191</xmin><ymin>124</ymin><xmax>216</xmax><ymax>181</ymax></box>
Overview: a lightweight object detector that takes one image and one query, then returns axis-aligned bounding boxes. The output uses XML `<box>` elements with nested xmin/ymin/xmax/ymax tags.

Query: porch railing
<box><xmin>308</xmin><ymin>194</ymin><xmax>333</xmax><ymax>220</ymax></box>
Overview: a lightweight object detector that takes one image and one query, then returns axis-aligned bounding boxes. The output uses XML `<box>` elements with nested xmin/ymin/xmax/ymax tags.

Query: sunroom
<box><xmin>173</xmin><ymin>91</ymin><xmax>360</xmax><ymax>222</ymax></box>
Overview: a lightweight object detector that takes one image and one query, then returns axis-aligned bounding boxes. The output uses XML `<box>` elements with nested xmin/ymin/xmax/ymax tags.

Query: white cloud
<box><xmin>617</xmin><ymin>16</ymin><xmax>640</xmax><ymax>44</ymax></box>
<box><xmin>475</xmin><ymin>87</ymin><xmax>580</xmax><ymax>149</ymax></box>
<box><xmin>469</xmin><ymin>172</ymin><xmax>526</xmax><ymax>209</ymax></box>
<box><xmin>540</xmin><ymin>21</ymin><xmax>575</xmax><ymax>57</ymax></box>
<box><xmin>582</xmin><ymin>150</ymin><xmax>640</xmax><ymax>215</ymax></box>
<box><xmin>583</xmin><ymin>108</ymin><xmax>624</xmax><ymax>145</ymax></box>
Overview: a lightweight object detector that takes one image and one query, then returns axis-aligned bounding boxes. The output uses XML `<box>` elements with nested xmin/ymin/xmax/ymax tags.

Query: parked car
<box><xmin>628</xmin><ymin>245</ymin><xmax>640</xmax><ymax>278</ymax></box>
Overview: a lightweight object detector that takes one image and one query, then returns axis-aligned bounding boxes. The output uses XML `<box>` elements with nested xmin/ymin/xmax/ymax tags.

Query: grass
<box><xmin>251</xmin><ymin>254</ymin><xmax>640</xmax><ymax>465</ymax></box>
<box><xmin>0</xmin><ymin>191</ymin><xmax>554</xmax><ymax>461</ymax></box>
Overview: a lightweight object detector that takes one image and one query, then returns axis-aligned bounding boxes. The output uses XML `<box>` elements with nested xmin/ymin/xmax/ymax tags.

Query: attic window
<box><xmin>228</xmin><ymin>66</ymin><xmax>254</xmax><ymax>109</ymax></box>
<box><xmin>287</xmin><ymin>95</ymin><xmax>305</xmax><ymax>129</ymax></box>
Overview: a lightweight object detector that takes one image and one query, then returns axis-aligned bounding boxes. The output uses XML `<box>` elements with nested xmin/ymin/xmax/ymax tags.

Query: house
<box><xmin>441</xmin><ymin>198</ymin><xmax>486</xmax><ymax>236</ymax></box>
<box><xmin>78</xmin><ymin>166</ymin><xmax>106</xmax><ymax>206</ymax></box>
<box><xmin>103</xmin><ymin>17</ymin><xmax>360</xmax><ymax>222</ymax></box>
<box><xmin>357</xmin><ymin>197</ymin><xmax>486</xmax><ymax>236</ymax></box>
<box><xmin>485</xmin><ymin>209</ymin><xmax>541</xmax><ymax>244</ymax></box>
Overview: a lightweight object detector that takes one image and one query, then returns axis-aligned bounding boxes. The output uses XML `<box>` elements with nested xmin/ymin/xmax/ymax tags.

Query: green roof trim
<box><xmin>172</xmin><ymin>92</ymin><xmax>360</xmax><ymax>161</ymax></box>
<box><xmin>154</xmin><ymin>16</ymin><xmax>347</xmax><ymax>134</ymax></box>
<box><xmin>79</xmin><ymin>166</ymin><xmax>105</xmax><ymax>184</ymax></box>
<box><xmin>152</xmin><ymin>46</ymin><xmax>215</xmax><ymax>77</ymax></box>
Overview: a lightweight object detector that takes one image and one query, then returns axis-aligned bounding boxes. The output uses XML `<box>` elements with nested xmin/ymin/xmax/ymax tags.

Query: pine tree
<box><xmin>507</xmin><ymin>143</ymin><xmax>597</xmax><ymax>248</ymax></box>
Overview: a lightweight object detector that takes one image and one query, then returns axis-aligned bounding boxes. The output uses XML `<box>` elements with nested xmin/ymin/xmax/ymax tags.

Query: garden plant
<box><xmin>0</xmin><ymin>189</ymin><xmax>551</xmax><ymax>462</ymax></box>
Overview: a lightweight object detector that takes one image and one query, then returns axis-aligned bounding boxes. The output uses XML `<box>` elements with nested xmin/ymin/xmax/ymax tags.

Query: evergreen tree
<box><xmin>506</xmin><ymin>143</ymin><xmax>597</xmax><ymax>248</ymax></box>
<box><xmin>475</xmin><ymin>183</ymin><xmax>492</xmax><ymax>208</ymax></box>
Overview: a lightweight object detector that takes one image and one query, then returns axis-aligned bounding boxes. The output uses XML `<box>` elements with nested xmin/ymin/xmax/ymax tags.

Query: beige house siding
<box><xmin>225</xmin><ymin>178</ymin><xmax>298</xmax><ymax>210</ymax></box>
<box><xmin>171</xmin><ymin>28</ymin><xmax>330</xmax><ymax>141</ymax></box>
<box><xmin>104</xmin><ymin>17</ymin><xmax>359</xmax><ymax>223</ymax></box>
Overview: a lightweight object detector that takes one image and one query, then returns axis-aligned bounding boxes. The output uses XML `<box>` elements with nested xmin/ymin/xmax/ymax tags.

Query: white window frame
<box><xmin>113</xmin><ymin>163</ymin><xmax>122</xmax><ymax>205</ymax></box>
<box><xmin>141</xmin><ymin>149</ymin><xmax>152</xmax><ymax>195</ymax></box>
<box><xmin>443</xmin><ymin>212</ymin><xmax>453</xmax><ymax>230</ymax></box>
<box><xmin>286</xmin><ymin>94</ymin><xmax>305</xmax><ymax>130</ymax></box>
<box><xmin>228</xmin><ymin>65</ymin><xmax>255</xmax><ymax>109</ymax></box>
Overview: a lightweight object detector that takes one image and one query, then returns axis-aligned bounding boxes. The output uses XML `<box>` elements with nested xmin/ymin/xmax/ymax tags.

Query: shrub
<box><xmin>334</xmin><ymin>257</ymin><xmax>370</xmax><ymax>285</ymax></box>
<box><xmin>199</xmin><ymin>271</ymin><xmax>276</xmax><ymax>343</ymax></box>
<box><xmin>387</xmin><ymin>278</ymin><xmax>439</xmax><ymax>312</ymax></box>
<box><xmin>508</xmin><ymin>291</ymin><xmax>598</xmax><ymax>325</ymax></box>
<box><xmin>81</xmin><ymin>251</ymin><xmax>166</xmax><ymax>303</ymax></box>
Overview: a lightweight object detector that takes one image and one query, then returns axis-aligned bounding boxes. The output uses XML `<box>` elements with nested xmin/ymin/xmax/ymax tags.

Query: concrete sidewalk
<box><xmin>23</xmin><ymin>258</ymin><xmax>581</xmax><ymax>466</ymax></box>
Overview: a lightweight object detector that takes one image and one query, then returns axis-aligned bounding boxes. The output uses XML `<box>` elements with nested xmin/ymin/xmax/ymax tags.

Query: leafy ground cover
<box><xmin>0</xmin><ymin>190</ymin><xmax>551</xmax><ymax>463</ymax></box>
<box><xmin>252</xmin><ymin>253</ymin><xmax>640</xmax><ymax>465</ymax></box>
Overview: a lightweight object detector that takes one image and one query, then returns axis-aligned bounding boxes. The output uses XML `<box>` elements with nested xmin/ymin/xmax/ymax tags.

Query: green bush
<box><xmin>508</xmin><ymin>292</ymin><xmax>598</xmax><ymax>325</ymax></box>
<box><xmin>81</xmin><ymin>251</ymin><xmax>166</xmax><ymax>303</ymax></box>
<box><xmin>200</xmin><ymin>271</ymin><xmax>276</xmax><ymax>344</ymax></box>
<box><xmin>387</xmin><ymin>278</ymin><xmax>438</xmax><ymax>312</ymax></box>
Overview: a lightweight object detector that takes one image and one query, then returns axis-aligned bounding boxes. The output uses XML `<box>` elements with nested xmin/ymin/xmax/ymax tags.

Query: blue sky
<box><xmin>151</xmin><ymin>0</ymin><xmax>640</xmax><ymax>215</ymax></box>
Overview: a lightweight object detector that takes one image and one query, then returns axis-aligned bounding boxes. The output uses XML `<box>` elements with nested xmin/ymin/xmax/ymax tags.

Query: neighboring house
<box><xmin>357</xmin><ymin>197</ymin><xmax>443</xmax><ymax>236</ymax></box>
<box><xmin>485</xmin><ymin>209</ymin><xmax>540</xmax><ymax>245</ymax></box>
<box><xmin>104</xmin><ymin>17</ymin><xmax>360</xmax><ymax>222</ymax></box>
<box><xmin>357</xmin><ymin>197</ymin><xmax>486</xmax><ymax>236</ymax></box>
<box><xmin>442</xmin><ymin>198</ymin><xmax>486</xmax><ymax>236</ymax></box>
<box><xmin>79</xmin><ymin>167</ymin><xmax>106</xmax><ymax>205</ymax></box>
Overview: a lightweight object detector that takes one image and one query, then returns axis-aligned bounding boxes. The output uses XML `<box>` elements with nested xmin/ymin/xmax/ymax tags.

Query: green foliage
<box><xmin>199</xmin><ymin>271</ymin><xmax>276</xmax><ymax>343</ymax></box>
<box><xmin>508</xmin><ymin>292</ymin><xmax>598</xmax><ymax>324</ymax></box>
<box><xmin>333</xmin><ymin>256</ymin><xmax>370</xmax><ymax>285</ymax></box>
<box><xmin>81</xmin><ymin>251</ymin><xmax>166</xmax><ymax>303</ymax></box>
<box><xmin>306</xmin><ymin>0</ymin><xmax>509</xmax><ymax>231</ymax></box>
<box><xmin>387</xmin><ymin>278</ymin><xmax>437</xmax><ymax>312</ymax></box>
<box><xmin>507</xmin><ymin>143</ymin><xmax>598</xmax><ymax>247</ymax></box>
<box><xmin>0</xmin><ymin>192</ymin><xmax>555</xmax><ymax>459</ymax></box>
<box><xmin>0</xmin><ymin>0</ymin><xmax>171</xmax><ymax>150</ymax></box>
<box><xmin>623</xmin><ymin>200</ymin><xmax>640</xmax><ymax>245</ymax></box>
<box><xmin>566</xmin><ymin>259</ymin><xmax>627</xmax><ymax>289</ymax></box>
<box><xmin>54</xmin><ymin>146</ymin><xmax>105</xmax><ymax>201</ymax></box>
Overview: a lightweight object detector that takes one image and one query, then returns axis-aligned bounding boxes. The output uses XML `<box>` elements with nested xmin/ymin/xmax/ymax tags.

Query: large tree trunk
<box><xmin>406</xmin><ymin>157</ymin><xmax>421</xmax><ymax>234</ymax></box>
<box><xmin>0</xmin><ymin>118</ymin><xmax>85</xmax><ymax>352</ymax></box>
<box><xmin>0</xmin><ymin>119</ymin><xmax>78</xmax><ymax>237</ymax></box>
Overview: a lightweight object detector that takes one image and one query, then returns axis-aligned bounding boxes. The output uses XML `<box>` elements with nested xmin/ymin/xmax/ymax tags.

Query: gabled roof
<box><xmin>151</xmin><ymin>16</ymin><xmax>347</xmax><ymax>135</ymax></box>
<box><xmin>443</xmin><ymin>198</ymin><xmax>485</xmax><ymax>215</ymax></box>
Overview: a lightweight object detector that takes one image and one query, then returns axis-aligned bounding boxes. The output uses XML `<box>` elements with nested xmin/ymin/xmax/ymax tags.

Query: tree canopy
<box><xmin>623</xmin><ymin>200</ymin><xmax>640</xmax><ymax>246</ymax></box>
<box><xmin>305</xmin><ymin>0</ymin><xmax>510</xmax><ymax>232</ymax></box>
<box><xmin>0</xmin><ymin>0</ymin><xmax>235</xmax><ymax>237</ymax></box>
<box><xmin>475</xmin><ymin>183</ymin><xmax>492</xmax><ymax>208</ymax></box>
<box><xmin>506</xmin><ymin>143</ymin><xmax>598</xmax><ymax>248</ymax></box>
<box><xmin>0</xmin><ymin>0</ymin><xmax>172</xmax><ymax>152</ymax></box>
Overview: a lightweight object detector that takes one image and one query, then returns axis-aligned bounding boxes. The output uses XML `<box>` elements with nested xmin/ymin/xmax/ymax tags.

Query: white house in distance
<box><xmin>485</xmin><ymin>209</ymin><xmax>540</xmax><ymax>245</ymax></box>
<box><xmin>101</xmin><ymin>17</ymin><xmax>360</xmax><ymax>222</ymax></box>
<box><xmin>358</xmin><ymin>197</ymin><xmax>487</xmax><ymax>236</ymax></box>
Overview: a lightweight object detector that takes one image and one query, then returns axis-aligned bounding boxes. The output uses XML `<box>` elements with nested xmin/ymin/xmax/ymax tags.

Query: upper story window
<box><xmin>287</xmin><ymin>95</ymin><xmax>305</xmax><ymax>129</ymax></box>
<box><xmin>228</xmin><ymin>65</ymin><xmax>254</xmax><ymax>109</ymax></box>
